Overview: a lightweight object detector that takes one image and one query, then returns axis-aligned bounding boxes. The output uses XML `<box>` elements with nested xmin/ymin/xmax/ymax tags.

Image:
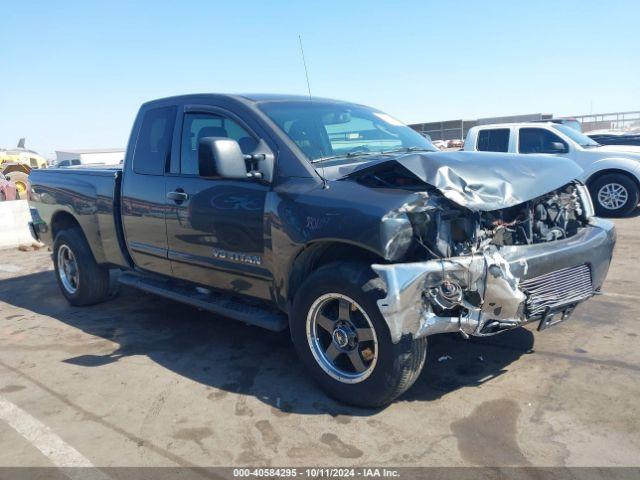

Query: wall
<box><xmin>56</xmin><ymin>151</ymin><xmax>124</xmax><ymax>165</ymax></box>
<box><xmin>0</xmin><ymin>200</ymin><xmax>36</xmax><ymax>250</ymax></box>
<box><xmin>79</xmin><ymin>152</ymin><xmax>124</xmax><ymax>165</ymax></box>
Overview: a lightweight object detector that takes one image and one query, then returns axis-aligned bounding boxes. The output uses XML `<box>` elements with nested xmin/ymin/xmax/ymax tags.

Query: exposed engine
<box><xmin>415</xmin><ymin>182</ymin><xmax>591</xmax><ymax>259</ymax></box>
<box><xmin>349</xmin><ymin>162</ymin><xmax>591</xmax><ymax>261</ymax></box>
<box><xmin>410</xmin><ymin>182</ymin><xmax>590</xmax><ymax>258</ymax></box>
<box><xmin>479</xmin><ymin>182</ymin><xmax>587</xmax><ymax>247</ymax></box>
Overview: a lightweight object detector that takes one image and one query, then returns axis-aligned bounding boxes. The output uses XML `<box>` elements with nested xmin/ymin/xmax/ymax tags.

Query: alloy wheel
<box><xmin>57</xmin><ymin>245</ymin><xmax>79</xmax><ymax>294</ymax></box>
<box><xmin>306</xmin><ymin>293</ymin><xmax>378</xmax><ymax>384</ymax></box>
<box><xmin>597</xmin><ymin>182</ymin><xmax>629</xmax><ymax>210</ymax></box>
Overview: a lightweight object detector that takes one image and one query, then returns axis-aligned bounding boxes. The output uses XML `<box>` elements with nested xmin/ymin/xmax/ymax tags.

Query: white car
<box><xmin>463</xmin><ymin>122</ymin><xmax>640</xmax><ymax>216</ymax></box>
<box><xmin>55</xmin><ymin>158</ymin><xmax>81</xmax><ymax>168</ymax></box>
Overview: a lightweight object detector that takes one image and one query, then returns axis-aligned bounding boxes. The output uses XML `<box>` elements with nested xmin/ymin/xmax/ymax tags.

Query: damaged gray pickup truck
<box><xmin>28</xmin><ymin>94</ymin><xmax>616</xmax><ymax>407</ymax></box>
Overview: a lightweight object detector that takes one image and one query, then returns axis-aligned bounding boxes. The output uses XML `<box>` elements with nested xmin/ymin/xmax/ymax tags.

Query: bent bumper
<box><xmin>372</xmin><ymin>218</ymin><xmax>616</xmax><ymax>343</ymax></box>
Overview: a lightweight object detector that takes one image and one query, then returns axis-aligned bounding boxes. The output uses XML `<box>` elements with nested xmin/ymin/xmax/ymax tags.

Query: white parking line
<box><xmin>0</xmin><ymin>396</ymin><xmax>110</xmax><ymax>479</ymax></box>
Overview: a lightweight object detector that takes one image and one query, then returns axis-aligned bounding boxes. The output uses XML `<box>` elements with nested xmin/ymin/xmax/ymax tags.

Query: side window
<box><xmin>519</xmin><ymin>128</ymin><xmax>568</xmax><ymax>154</ymax></box>
<box><xmin>180</xmin><ymin>113</ymin><xmax>257</xmax><ymax>175</ymax></box>
<box><xmin>476</xmin><ymin>129</ymin><xmax>510</xmax><ymax>152</ymax></box>
<box><xmin>133</xmin><ymin>106</ymin><xmax>177</xmax><ymax>175</ymax></box>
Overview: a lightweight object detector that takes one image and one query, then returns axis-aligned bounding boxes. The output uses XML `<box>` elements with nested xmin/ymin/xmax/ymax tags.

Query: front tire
<box><xmin>290</xmin><ymin>262</ymin><xmax>427</xmax><ymax>407</ymax></box>
<box><xmin>590</xmin><ymin>173</ymin><xmax>639</xmax><ymax>217</ymax></box>
<box><xmin>53</xmin><ymin>227</ymin><xmax>110</xmax><ymax>306</ymax></box>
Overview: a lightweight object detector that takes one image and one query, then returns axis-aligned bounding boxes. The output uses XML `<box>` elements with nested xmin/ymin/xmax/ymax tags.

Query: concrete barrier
<box><xmin>0</xmin><ymin>200</ymin><xmax>37</xmax><ymax>250</ymax></box>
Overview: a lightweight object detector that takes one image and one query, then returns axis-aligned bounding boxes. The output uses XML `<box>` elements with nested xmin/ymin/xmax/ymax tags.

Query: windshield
<box><xmin>560</xmin><ymin>119</ymin><xmax>582</xmax><ymax>132</ymax></box>
<box><xmin>259</xmin><ymin>101</ymin><xmax>437</xmax><ymax>162</ymax></box>
<box><xmin>552</xmin><ymin>124</ymin><xmax>600</xmax><ymax>147</ymax></box>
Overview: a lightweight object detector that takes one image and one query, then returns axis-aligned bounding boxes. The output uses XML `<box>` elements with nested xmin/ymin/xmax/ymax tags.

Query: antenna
<box><xmin>297</xmin><ymin>35</ymin><xmax>328</xmax><ymax>189</ymax></box>
<box><xmin>298</xmin><ymin>35</ymin><xmax>312</xmax><ymax>100</ymax></box>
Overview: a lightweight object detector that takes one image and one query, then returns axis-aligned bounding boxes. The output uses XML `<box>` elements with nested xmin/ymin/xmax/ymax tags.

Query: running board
<box><xmin>118</xmin><ymin>272</ymin><xmax>287</xmax><ymax>332</ymax></box>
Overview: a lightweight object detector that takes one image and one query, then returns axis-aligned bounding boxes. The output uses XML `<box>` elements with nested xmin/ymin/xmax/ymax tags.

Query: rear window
<box><xmin>476</xmin><ymin>129</ymin><xmax>510</xmax><ymax>152</ymax></box>
<box><xmin>133</xmin><ymin>106</ymin><xmax>177</xmax><ymax>175</ymax></box>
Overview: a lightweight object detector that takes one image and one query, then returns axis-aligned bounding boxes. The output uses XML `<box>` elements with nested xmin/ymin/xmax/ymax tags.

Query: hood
<box><xmin>594</xmin><ymin>144</ymin><xmax>640</xmax><ymax>155</ymax></box>
<box><xmin>343</xmin><ymin>151</ymin><xmax>584</xmax><ymax>211</ymax></box>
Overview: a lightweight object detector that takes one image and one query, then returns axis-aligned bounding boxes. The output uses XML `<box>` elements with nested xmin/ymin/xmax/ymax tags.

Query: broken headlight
<box><xmin>576</xmin><ymin>183</ymin><xmax>595</xmax><ymax>219</ymax></box>
<box><xmin>380</xmin><ymin>212</ymin><xmax>414</xmax><ymax>261</ymax></box>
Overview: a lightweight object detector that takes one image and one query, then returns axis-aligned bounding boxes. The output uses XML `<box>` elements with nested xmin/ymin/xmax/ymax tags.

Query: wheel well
<box><xmin>287</xmin><ymin>242</ymin><xmax>384</xmax><ymax>302</ymax></box>
<box><xmin>587</xmin><ymin>169</ymin><xmax>640</xmax><ymax>191</ymax></box>
<box><xmin>51</xmin><ymin>211</ymin><xmax>81</xmax><ymax>240</ymax></box>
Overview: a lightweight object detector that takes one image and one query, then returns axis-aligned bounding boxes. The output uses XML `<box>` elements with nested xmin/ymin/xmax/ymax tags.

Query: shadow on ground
<box><xmin>0</xmin><ymin>271</ymin><xmax>534</xmax><ymax>416</ymax></box>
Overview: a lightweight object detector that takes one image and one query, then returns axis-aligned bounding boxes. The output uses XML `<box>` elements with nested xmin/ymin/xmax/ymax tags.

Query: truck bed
<box><xmin>29</xmin><ymin>166</ymin><xmax>129</xmax><ymax>268</ymax></box>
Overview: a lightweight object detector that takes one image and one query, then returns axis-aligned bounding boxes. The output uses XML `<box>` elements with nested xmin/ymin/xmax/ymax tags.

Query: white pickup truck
<box><xmin>463</xmin><ymin>122</ymin><xmax>640</xmax><ymax>216</ymax></box>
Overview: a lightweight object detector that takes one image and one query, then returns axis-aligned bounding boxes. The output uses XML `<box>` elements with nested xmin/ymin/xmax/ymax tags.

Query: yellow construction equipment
<box><xmin>0</xmin><ymin>138</ymin><xmax>47</xmax><ymax>198</ymax></box>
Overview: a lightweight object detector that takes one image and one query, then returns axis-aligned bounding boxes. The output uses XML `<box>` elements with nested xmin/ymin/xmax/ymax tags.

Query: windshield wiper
<box><xmin>311</xmin><ymin>147</ymin><xmax>434</xmax><ymax>164</ymax></box>
<box><xmin>311</xmin><ymin>154</ymin><xmax>346</xmax><ymax>164</ymax></box>
<box><xmin>311</xmin><ymin>151</ymin><xmax>380</xmax><ymax>163</ymax></box>
<box><xmin>380</xmin><ymin>146</ymin><xmax>437</xmax><ymax>154</ymax></box>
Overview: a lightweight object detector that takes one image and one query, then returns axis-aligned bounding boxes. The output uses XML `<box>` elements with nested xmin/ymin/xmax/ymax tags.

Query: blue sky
<box><xmin>1</xmin><ymin>0</ymin><xmax>638</xmax><ymax>156</ymax></box>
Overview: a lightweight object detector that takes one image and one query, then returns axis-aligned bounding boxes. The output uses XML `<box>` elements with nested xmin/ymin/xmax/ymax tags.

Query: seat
<box><xmin>197</xmin><ymin>126</ymin><xmax>229</xmax><ymax>143</ymax></box>
<box><xmin>288</xmin><ymin>120</ymin><xmax>325</xmax><ymax>159</ymax></box>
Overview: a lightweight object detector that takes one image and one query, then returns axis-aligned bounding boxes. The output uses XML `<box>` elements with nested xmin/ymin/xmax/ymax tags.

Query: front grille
<box><xmin>520</xmin><ymin>264</ymin><xmax>593</xmax><ymax>317</ymax></box>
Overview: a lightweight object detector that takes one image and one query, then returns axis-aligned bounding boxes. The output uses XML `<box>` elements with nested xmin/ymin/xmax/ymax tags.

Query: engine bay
<box><xmin>350</xmin><ymin>163</ymin><xmax>591</xmax><ymax>260</ymax></box>
<box><xmin>481</xmin><ymin>183</ymin><xmax>586</xmax><ymax>246</ymax></box>
<box><xmin>409</xmin><ymin>182</ymin><xmax>590</xmax><ymax>259</ymax></box>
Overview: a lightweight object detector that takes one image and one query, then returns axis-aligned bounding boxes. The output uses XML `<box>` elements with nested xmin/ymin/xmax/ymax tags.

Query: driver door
<box><xmin>165</xmin><ymin>107</ymin><xmax>272</xmax><ymax>299</ymax></box>
<box><xmin>517</xmin><ymin>128</ymin><xmax>573</xmax><ymax>159</ymax></box>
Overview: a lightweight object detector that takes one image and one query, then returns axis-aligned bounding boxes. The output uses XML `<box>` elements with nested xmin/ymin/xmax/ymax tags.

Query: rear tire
<box><xmin>590</xmin><ymin>173</ymin><xmax>639</xmax><ymax>217</ymax></box>
<box><xmin>290</xmin><ymin>262</ymin><xmax>427</xmax><ymax>407</ymax></box>
<box><xmin>53</xmin><ymin>227</ymin><xmax>110</xmax><ymax>306</ymax></box>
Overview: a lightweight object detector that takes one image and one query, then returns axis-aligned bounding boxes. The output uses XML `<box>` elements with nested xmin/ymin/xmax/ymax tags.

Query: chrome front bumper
<box><xmin>372</xmin><ymin>218</ymin><xmax>616</xmax><ymax>343</ymax></box>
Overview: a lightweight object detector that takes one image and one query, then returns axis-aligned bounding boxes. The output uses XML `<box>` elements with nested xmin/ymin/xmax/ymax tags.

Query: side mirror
<box><xmin>549</xmin><ymin>141</ymin><xmax>568</xmax><ymax>154</ymax></box>
<box><xmin>198</xmin><ymin>137</ymin><xmax>247</xmax><ymax>179</ymax></box>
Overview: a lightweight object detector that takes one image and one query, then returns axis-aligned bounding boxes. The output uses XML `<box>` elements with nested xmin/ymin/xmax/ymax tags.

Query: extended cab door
<box><xmin>164</xmin><ymin>105</ymin><xmax>272</xmax><ymax>299</ymax></box>
<box><xmin>475</xmin><ymin>127</ymin><xmax>513</xmax><ymax>152</ymax></box>
<box><xmin>121</xmin><ymin>104</ymin><xmax>177</xmax><ymax>276</ymax></box>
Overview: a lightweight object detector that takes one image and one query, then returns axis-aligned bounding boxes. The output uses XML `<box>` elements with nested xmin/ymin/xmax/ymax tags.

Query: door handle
<box><xmin>167</xmin><ymin>190</ymin><xmax>189</xmax><ymax>202</ymax></box>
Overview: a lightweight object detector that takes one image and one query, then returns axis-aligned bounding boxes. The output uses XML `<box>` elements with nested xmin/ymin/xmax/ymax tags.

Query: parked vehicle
<box><xmin>0</xmin><ymin>173</ymin><xmax>18</xmax><ymax>201</ymax></box>
<box><xmin>463</xmin><ymin>122</ymin><xmax>640</xmax><ymax>216</ymax></box>
<box><xmin>587</xmin><ymin>130</ymin><xmax>640</xmax><ymax>148</ymax></box>
<box><xmin>29</xmin><ymin>95</ymin><xmax>615</xmax><ymax>407</ymax></box>
<box><xmin>1</xmin><ymin>163</ymin><xmax>32</xmax><ymax>199</ymax></box>
<box><xmin>1</xmin><ymin>139</ymin><xmax>46</xmax><ymax>198</ymax></box>
<box><xmin>533</xmin><ymin>118</ymin><xmax>582</xmax><ymax>132</ymax></box>
<box><xmin>55</xmin><ymin>159</ymin><xmax>82</xmax><ymax>168</ymax></box>
<box><xmin>0</xmin><ymin>138</ymin><xmax>48</xmax><ymax>170</ymax></box>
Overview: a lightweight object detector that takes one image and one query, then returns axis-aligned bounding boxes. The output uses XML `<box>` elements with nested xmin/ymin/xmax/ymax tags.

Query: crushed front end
<box><xmin>371</xmin><ymin>181</ymin><xmax>616</xmax><ymax>342</ymax></box>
